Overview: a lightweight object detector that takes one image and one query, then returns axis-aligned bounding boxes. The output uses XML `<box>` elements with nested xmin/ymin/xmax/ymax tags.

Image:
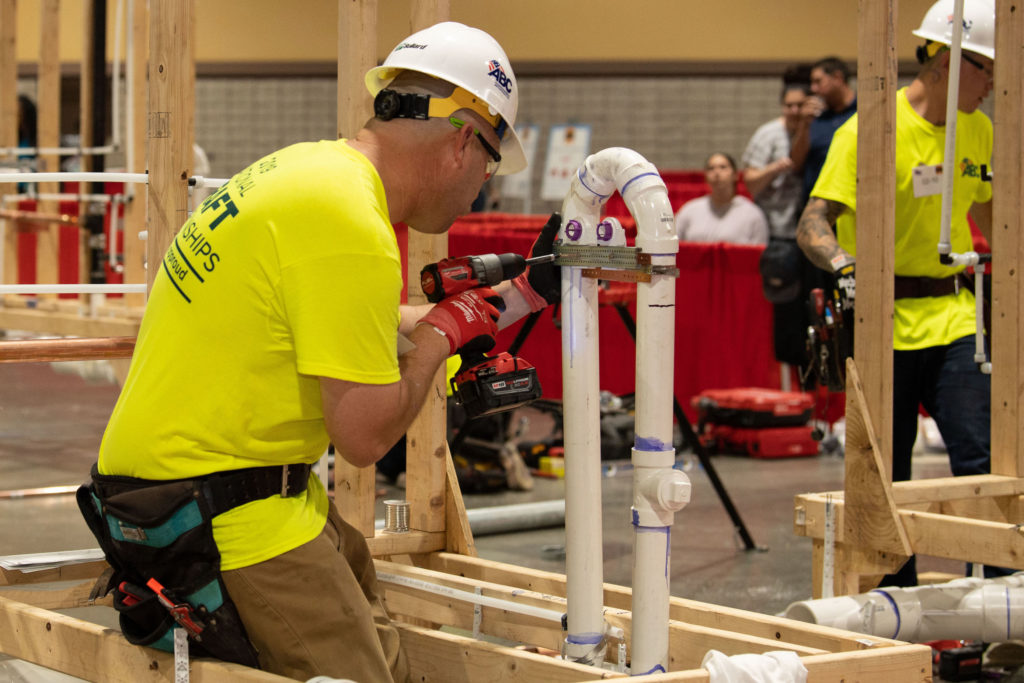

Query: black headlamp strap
<box><xmin>373</xmin><ymin>89</ymin><xmax>431</xmax><ymax>121</ymax></box>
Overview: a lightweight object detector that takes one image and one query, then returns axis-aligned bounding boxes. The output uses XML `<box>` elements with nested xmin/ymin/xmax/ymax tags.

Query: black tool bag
<box><xmin>76</xmin><ymin>463</ymin><xmax>313</xmax><ymax>668</ymax></box>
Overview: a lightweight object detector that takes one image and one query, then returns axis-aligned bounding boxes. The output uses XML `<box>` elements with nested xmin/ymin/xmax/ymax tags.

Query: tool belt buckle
<box><xmin>280</xmin><ymin>464</ymin><xmax>290</xmax><ymax>497</ymax></box>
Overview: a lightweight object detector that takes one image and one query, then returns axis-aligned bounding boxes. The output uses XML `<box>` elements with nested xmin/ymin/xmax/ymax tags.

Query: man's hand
<box><xmin>512</xmin><ymin>212</ymin><xmax>561</xmax><ymax>311</ymax></box>
<box><xmin>419</xmin><ymin>287</ymin><xmax>504</xmax><ymax>355</ymax></box>
<box><xmin>832</xmin><ymin>257</ymin><xmax>856</xmax><ymax>312</ymax></box>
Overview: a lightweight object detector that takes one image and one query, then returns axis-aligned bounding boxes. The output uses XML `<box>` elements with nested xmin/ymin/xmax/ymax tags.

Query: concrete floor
<box><xmin>0</xmin><ymin>359</ymin><xmax>964</xmax><ymax>679</ymax></box>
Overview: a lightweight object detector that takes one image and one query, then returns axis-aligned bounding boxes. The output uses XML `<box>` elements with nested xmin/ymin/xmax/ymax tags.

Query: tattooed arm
<box><xmin>796</xmin><ymin>197</ymin><xmax>853</xmax><ymax>272</ymax></box>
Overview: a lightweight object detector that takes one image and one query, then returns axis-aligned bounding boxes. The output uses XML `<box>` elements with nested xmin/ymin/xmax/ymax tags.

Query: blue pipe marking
<box><xmin>620</xmin><ymin>171</ymin><xmax>661</xmax><ymax>198</ymax></box>
<box><xmin>577</xmin><ymin>167</ymin><xmax>610</xmax><ymax>200</ymax></box>
<box><xmin>1007</xmin><ymin>586</ymin><xmax>1011</xmax><ymax>640</ymax></box>
<box><xmin>636</xmin><ymin>664</ymin><xmax>667</xmax><ymax>675</ymax></box>
<box><xmin>634</xmin><ymin>436</ymin><xmax>670</xmax><ymax>451</ymax></box>
<box><xmin>870</xmin><ymin>589</ymin><xmax>901</xmax><ymax>640</ymax></box>
<box><xmin>567</xmin><ymin>632</ymin><xmax>604</xmax><ymax>645</ymax></box>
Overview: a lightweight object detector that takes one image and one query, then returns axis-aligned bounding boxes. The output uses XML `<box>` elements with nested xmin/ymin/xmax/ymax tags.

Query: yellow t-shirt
<box><xmin>811</xmin><ymin>87</ymin><xmax>992</xmax><ymax>350</ymax></box>
<box><xmin>99</xmin><ymin>140</ymin><xmax>402</xmax><ymax>570</ymax></box>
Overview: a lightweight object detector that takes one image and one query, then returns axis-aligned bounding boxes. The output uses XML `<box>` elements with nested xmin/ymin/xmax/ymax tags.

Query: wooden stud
<box><xmin>991</xmin><ymin>0</ymin><xmax>1024</xmax><ymax>476</ymax></box>
<box><xmin>332</xmin><ymin>0</ymin><xmax>379</xmax><ymax>535</ymax></box>
<box><xmin>0</xmin><ymin>0</ymin><xmax>16</xmax><ymax>285</ymax></box>
<box><xmin>853</xmin><ymin>0</ymin><xmax>897</xmax><ymax>477</ymax></box>
<box><xmin>404</xmin><ymin>1</ymin><xmax>454</xmax><ymax>538</ymax></box>
<box><xmin>146</xmin><ymin>0</ymin><xmax>194</xmax><ymax>290</ymax></box>
<box><xmin>33</xmin><ymin>0</ymin><xmax>60</xmax><ymax>300</ymax></box>
<box><xmin>122</xmin><ymin>0</ymin><xmax>149</xmax><ymax>306</ymax></box>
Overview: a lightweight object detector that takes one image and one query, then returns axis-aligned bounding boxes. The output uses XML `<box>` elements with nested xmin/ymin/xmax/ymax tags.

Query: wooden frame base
<box><xmin>1</xmin><ymin>551</ymin><xmax>931</xmax><ymax>682</ymax></box>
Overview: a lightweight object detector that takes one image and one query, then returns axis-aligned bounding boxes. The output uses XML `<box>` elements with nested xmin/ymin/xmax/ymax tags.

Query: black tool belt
<box><xmin>894</xmin><ymin>274</ymin><xmax>970</xmax><ymax>299</ymax></box>
<box><xmin>76</xmin><ymin>462</ymin><xmax>311</xmax><ymax>667</ymax></box>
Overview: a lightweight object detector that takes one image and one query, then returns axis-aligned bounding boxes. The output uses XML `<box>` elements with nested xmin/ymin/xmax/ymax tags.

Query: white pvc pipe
<box><xmin>785</xmin><ymin>573</ymin><xmax>1024</xmax><ymax>643</ymax></box>
<box><xmin>560</xmin><ymin>251</ymin><xmax>606</xmax><ymax>665</ymax></box>
<box><xmin>2</xmin><ymin>193</ymin><xmax>116</xmax><ymax>204</ymax></box>
<box><xmin>0</xmin><ymin>283</ymin><xmax>146</xmax><ymax>294</ymax></box>
<box><xmin>377</xmin><ymin>571</ymin><xmax>567</xmax><ymax>624</ymax></box>
<box><xmin>111</xmin><ymin>0</ymin><xmax>124</xmax><ymax>152</ymax></box>
<box><xmin>0</xmin><ymin>172</ymin><xmax>148</xmax><ymax>185</ymax></box>
<box><xmin>974</xmin><ymin>266</ymin><xmax>992</xmax><ymax>373</ymax></box>
<box><xmin>937</xmin><ymin>0</ymin><xmax>966</xmax><ymax>260</ymax></box>
<box><xmin>558</xmin><ymin>148</ymin><xmax>687</xmax><ymax>674</ymax></box>
<box><xmin>125</xmin><ymin>0</ymin><xmax>136</xmax><ymax>201</ymax></box>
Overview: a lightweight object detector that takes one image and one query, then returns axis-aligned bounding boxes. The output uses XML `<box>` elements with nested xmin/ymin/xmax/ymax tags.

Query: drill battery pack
<box><xmin>452</xmin><ymin>352</ymin><xmax>542</xmax><ymax>419</ymax></box>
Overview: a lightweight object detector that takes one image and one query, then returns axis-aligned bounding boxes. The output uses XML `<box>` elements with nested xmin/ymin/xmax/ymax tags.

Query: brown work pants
<box><xmin>222</xmin><ymin>504</ymin><xmax>409</xmax><ymax>682</ymax></box>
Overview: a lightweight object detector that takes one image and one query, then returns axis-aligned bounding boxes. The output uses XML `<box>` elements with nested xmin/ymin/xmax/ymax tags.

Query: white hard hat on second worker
<box><xmin>913</xmin><ymin>0</ymin><xmax>995</xmax><ymax>60</ymax></box>
<box><xmin>365</xmin><ymin>21</ymin><xmax>527</xmax><ymax>175</ymax></box>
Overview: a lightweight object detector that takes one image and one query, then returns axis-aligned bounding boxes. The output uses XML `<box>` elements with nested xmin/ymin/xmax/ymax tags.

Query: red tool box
<box><xmin>692</xmin><ymin>388</ymin><xmax>819</xmax><ymax>458</ymax></box>
<box><xmin>697</xmin><ymin>424</ymin><xmax>820</xmax><ymax>459</ymax></box>
<box><xmin>692</xmin><ymin>388</ymin><xmax>815</xmax><ymax>428</ymax></box>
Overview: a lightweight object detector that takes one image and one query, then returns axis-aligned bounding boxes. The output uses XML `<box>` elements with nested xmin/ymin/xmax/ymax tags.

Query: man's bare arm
<box><xmin>796</xmin><ymin>197</ymin><xmax>853</xmax><ymax>271</ymax></box>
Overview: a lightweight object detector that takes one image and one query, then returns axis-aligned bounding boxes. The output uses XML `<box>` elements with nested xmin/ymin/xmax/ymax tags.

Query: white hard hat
<box><xmin>365</xmin><ymin>22</ymin><xmax>527</xmax><ymax>175</ymax></box>
<box><xmin>912</xmin><ymin>0</ymin><xmax>995</xmax><ymax>60</ymax></box>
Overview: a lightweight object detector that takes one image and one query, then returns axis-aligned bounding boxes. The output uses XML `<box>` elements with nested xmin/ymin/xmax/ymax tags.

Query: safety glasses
<box><xmin>449</xmin><ymin>116</ymin><xmax>501</xmax><ymax>179</ymax></box>
<box><xmin>961</xmin><ymin>52</ymin><xmax>994</xmax><ymax>80</ymax></box>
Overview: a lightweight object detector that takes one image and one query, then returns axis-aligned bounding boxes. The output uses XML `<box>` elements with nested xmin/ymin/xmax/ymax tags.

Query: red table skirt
<box><xmin>418</xmin><ymin>214</ymin><xmax>786</xmax><ymax>420</ymax></box>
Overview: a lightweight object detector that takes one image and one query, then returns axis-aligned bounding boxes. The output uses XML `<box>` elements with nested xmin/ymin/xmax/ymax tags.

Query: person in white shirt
<box><xmin>675</xmin><ymin>152</ymin><xmax>769</xmax><ymax>245</ymax></box>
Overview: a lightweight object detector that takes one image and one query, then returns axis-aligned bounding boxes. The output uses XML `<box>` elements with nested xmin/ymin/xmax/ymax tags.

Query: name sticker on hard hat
<box><xmin>912</xmin><ymin>163</ymin><xmax>943</xmax><ymax>198</ymax></box>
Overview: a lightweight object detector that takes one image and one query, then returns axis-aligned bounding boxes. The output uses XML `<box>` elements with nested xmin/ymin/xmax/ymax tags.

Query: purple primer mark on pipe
<box><xmin>638</xmin><ymin>664</ymin><xmax>668</xmax><ymax>675</ymax></box>
<box><xmin>565</xmin><ymin>219</ymin><xmax>583</xmax><ymax>242</ymax></box>
<box><xmin>567</xmin><ymin>632</ymin><xmax>604</xmax><ymax>645</ymax></box>
<box><xmin>635</xmin><ymin>435</ymin><xmax>670</xmax><ymax>451</ymax></box>
<box><xmin>871</xmin><ymin>589</ymin><xmax>901</xmax><ymax>640</ymax></box>
<box><xmin>620</xmin><ymin>171</ymin><xmax>661</xmax><ymax>198</ymax></box>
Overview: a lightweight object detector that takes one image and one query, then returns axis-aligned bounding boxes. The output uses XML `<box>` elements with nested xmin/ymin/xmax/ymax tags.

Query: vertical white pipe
<box><xmin>124</xmin><ymin>0</ymin><xmax>136</xmax><ymax>201</ymax></box>
<box><xmin>937</xmin><ymin>0</ymin><xmax>965</xmax><ymax>257</ymax></box>
<box><xmin>560</xmin><ymin>265</ymin><xmax>607</xmax><ymax>663</ymax></box>
<box><xmin>624</xmin><ymin>159</ymin><xmax>684</xmax><ymax>675</ymax></box>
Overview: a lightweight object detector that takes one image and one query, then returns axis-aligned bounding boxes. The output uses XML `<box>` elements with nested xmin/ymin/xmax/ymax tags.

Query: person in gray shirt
<box><xmin>675</xmin><ymin>152</ymin><xmax>768</xmax><ymax>246</ymax></box>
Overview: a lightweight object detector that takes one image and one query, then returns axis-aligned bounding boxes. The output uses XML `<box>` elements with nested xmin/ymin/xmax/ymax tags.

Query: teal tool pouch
<box><xmin>77</xmin><ymin>462</ymin><xmax>310</xmax><ymax>668</ymax></box>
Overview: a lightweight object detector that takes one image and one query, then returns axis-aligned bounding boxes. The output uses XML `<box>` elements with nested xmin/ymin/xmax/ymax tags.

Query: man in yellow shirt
<box><xmin>78</xmin><ymin>22</ymin><xmax>559</xmax><ymax>682</ymax></box>
<box><xmin>796</xmin><ymin>0</ymin><xmax>995</xmax><ymax>586</ymax></box>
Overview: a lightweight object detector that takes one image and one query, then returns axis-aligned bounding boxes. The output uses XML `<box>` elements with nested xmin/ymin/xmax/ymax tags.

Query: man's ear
<box><xmin>450</xmin><ymin>123</ymin><xmax>475</xmax><ymax>169</ymax></box>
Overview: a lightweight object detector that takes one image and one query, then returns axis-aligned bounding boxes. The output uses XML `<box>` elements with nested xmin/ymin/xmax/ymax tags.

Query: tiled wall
<box><xmin>23</xmin><ymin>71</ymin><xmax>956</xmax><ymax>217</ymax></box>
<box><xmin>193</xmin><ymin>73</ymin><xmax>794</xmax><ymax>215</ymax></box>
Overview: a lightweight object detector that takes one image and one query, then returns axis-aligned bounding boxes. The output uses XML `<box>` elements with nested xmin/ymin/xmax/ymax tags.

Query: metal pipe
<box><xmin>0</xmin><ymin>336</ymin><xmax>136</xmax><ymax>363</ymax></box>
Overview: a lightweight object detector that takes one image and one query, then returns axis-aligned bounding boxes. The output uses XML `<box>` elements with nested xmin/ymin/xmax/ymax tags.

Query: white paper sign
<box><xmin>540</xmin><ymin>124</ymin><xmax>591</xmax><ymax>201</ymax></box>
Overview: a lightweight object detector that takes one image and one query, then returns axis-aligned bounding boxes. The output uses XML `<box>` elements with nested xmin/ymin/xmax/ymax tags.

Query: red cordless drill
<box><xmin>420</xmin><ymin>253</ymin><xmax>555</xmax><ymax>304</ymax></box>
<box><xmin>420</xmin><ymin>252</ymin><xmax>553</xmax><ymax>418</ymax></box>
